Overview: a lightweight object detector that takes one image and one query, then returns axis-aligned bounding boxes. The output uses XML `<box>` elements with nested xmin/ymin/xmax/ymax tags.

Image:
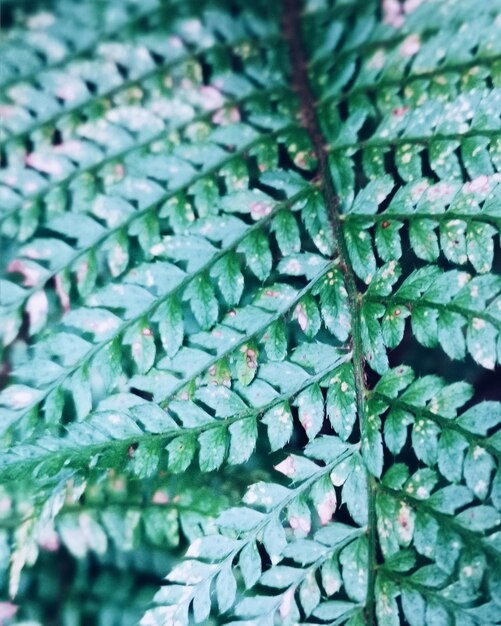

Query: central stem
<box><xmin>281</xmin><ymin>1</ymin><xmax>377</xmax><ymax>623</ymax></box>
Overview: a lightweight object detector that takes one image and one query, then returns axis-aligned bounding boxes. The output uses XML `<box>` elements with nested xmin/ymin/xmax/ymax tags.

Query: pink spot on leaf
<box><xmin>169</xmin><ymin>36</ymin><xmax>183</xmax><ymax>49</ymax></box>
<box><xmin>55</xmin><ymin>274</ymin><xmax>70</xmax><ymax>312</ymax></box>
<box><xmin>212</xmin><ymin>106</ymin><xmax>241</xmax><ymax>126</ymax></box>
<box><xmin>295</xmin><ymin>303</ymin><xmax>308</xmax><ymax>332</ymax></box>
<box><xmin>317</xmin><ymin>491</ymin><xmax>337</xmax><ymax>525</ymax></box>
<box><xmin>55</xmin><ymin>84</ymin><xmax>79</xmax><ymax>101</ymax></box>
<box><xmin>275</xmin><ymin>456</ymin><xmax>296</xmax><ymax>477</ymax></box>
<box><xmin>289</xmin><ymin>515</ymin><xmax>311</xmax><ymax>533</ymax></box>
<box><xmin>76</xmin><ymin>260</ymin><xmax>89</xmax><ymax>285</ymax></box>
<box><xmin>300</xmin><ymin>412</ymin><xmax>313</xmax><ymax>432</ymax></box>
<box><xmin>400</xmin><ymin>34</ymin><xmax>421</xmax><ymax>57</ymax></box>
<box><xmin>464</xmin><ymin>175</ymin><xmax>491</xmax><ymax>195</ymax></box>
<box><xmin>8</xmin><ymin>259</ymin><xmax>41</xmax><ymax>287</ymax></box>
<box><xmin>38</xmin><ymin>526</ymin><xmax>60</xmax><ymax>552</ymax></box>
<box><xmin>199</xmin><ymin>86</ymin><xmax>224</xmax><ymax>110</ymax></box>
<box><xmin>382</xmin><ymin>0</ymin><xmax>405</xmax><ymax>27</ymax></box>
<box><xmin>0</xmin><ymin>603</ymin><xmax>17</xmax><ymax>624</ymax></box>
<box><xmin>250</xmin><ymin>201</ymin><xmax>272</xmax><ymax>221</ymax></box>
<box><xmin>392</xmin><ymin>106</ymin><xmax>409</xmax><ymax>117</ymax></box>
<box><xmin>152</xmin><ymin>490</ymin><xmax>170</xmax><ymax>504</ymax></box>
<box><xmin>25</xmin><ymin>152</ymin><xmax>64</xmax><ymax>176</ymax></box>
<box><xmin>404</xmin><ymin>0</ymin><xmax>424</xmax><ymax>12</ymax></box>
<box><xmin>279</xmin><ymin>588</ymin><xmax>294</xmax><ymax>619</ymax></box>
<box><xmin>26</xmin><ymin>291</ymin><xmax>48</xmax><ymax>332</ymax></box>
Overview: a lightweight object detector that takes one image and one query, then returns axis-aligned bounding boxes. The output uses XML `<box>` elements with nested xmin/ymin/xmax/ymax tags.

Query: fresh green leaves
<box><xmin>1</xmin><ymin>0</ymin><xmax>500</xmax><ymax>624</ymax></box>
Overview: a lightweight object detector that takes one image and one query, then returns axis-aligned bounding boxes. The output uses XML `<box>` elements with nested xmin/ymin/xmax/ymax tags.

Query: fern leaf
<box><xmin>1</xmin><ymin>0</ymin><xmax>500</xmax><ymax>623</ymax></box>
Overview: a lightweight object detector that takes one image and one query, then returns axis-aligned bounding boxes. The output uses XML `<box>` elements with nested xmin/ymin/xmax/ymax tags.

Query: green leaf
<box><xmin>124</xmin><ymin>321</ymin><xmax>156</xmax><ymax>374</ymax></box>
<box><xmin>295</xmin><ymin>383</ymin><xmax>324</xmax><ymax>440</ymax></box>
<box><xmin>184</xmin><ymin>274</ymin><xmax>219</xmax><ymax>330</ymax></box>
<box><xmin>344</xmin><ymin>222</ymin><xmax>376</xmax><ymax>284</ymax></box>
<box><xmin>166</xmin><ymin>436</ymin><xmax>196</xmax><ymax>474</ymax></box>
<box><xmin>198</xmin><ymin>426</ymin><xmax>227</xmax><ymax>472</ymax></box>
<box><xmin>238</xmin><ymin>229</ymin><xmax>272</xmax><ymax>281</ymax></box>
<box><xmin>272</xmin><ymin>209</ymin><xmax>301</xmax><ymax>256</ymax></box>
<box><xmin>342</xmin><ymin>454</ymin><xmax>368</xmax><ymax>527</ymax></box>
<box><xmin>262</xmin><ymin>402</ymin><xmax>294</xmax><ymax>451</ymax></box>
<box><xmin>156</xmin><ymin>297</ymin><xmax>184</xmax><ymax>358</ymax></box>
<box><xmin>212</xmin><ymin>252</ymin><xmax>244</xmax><ymax>306</ymax></box>
<box><xmin>131</xmin><ymin>441</ymin><xmax>161</xmax><ymax>478</ymax></box>
<box><xmin>301</xmin><ymin>190</ymin><xmax>334</xmax><ymax>255</ymax></box>
<box><xmin>235</xmin><ymin>342</ymin><xmax>259</xmax><ymax>386</ymax></box>
<box><xmin>327</xmin><ymin>363</ymin><xmax>357</xmax><ymax>440</ymax></box>
<box><xmin>294</xmin><ymin>293</ymin><xmax>321</xmax><ymax>338</ymax></box>
<box><xmin>1</xmin><ymin>2</ymin><xmax>500</xmax><ymax>624</ymax></box>
<box><xmin>313</xmin><ymin>600</ymin><xmax>359</xmax><ymax>621</ymax></box>
<box><xmin>217</xmin><ymin>564</ymin><xmax>237</xmax><ymax>613</ymax></box>
<box><xmin>361</xmin><ymin>303</ymin><xmax>389</xmax><ymax>374</ymax></box>
<box><xmin>264</xmin><ymin>318</ymin><xmax>287</xmax><ymax>361</ymax></box>
<box><xmin>239</xmin><ymin>541</ymin><xmax>262</xmax><ymax>589</ymax></box>
<box><xmin>228</xmin><ymin>417</ymin><xmax>257</xmax><ymax>465</ymax></box>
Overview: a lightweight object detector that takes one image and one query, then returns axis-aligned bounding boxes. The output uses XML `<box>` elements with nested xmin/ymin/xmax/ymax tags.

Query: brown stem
<box><xmin>281</xmin><ymin>2</ymin><xmax>377</xmax><ymax>623</ymax></box>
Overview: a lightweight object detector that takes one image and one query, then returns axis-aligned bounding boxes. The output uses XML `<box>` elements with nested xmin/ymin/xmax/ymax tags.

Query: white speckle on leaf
<box><xmin>2</xmin><ymin>386</ymin><xmax>38</xmax><ymax>409</ymax></box>
<box><xmin>27</xmin><ymin>11</ymin><xmax>55</xmax><ymax>28</ymax></box>
<box><xmin>186</xmin><ymin>538</ymin><xmax>201</xmax><ymax>558</ymax></box>
<box><xmin>279</xmin><ymin>588</ymin><xmax>294</xmax><ymax>619</ymax></box>
<box><xmin>26</xmin><ymin>291</ymin><xmax>48</xmax><ymax>332</ymax></box>
<box><xmin>457</xmin><ymin>273</ymin><xmax>470</xmax><ymax>288</ymax></box>
<box><xmin>473</xmin><ymin>480</ymin><xmax>487</xmax><ymax>497</ymax></box>
<box><xmin>275</xmin><ymin>406</ymin><xmax>290</xmax><ymax>424</ymax></box>
<box><xmin>289</xmin><ymin>515</ymin><xmax>311</xmax><ymax>533</ymax></box>
<box><xmin>285</xmin><ymin>259</ymin><xmax>301</xmax><ymax>274</ymax></box>
<box><xmin>245</xmin><ymin>485</ymin><xmax>257</xmax><ymax>504</ymax></box>
<box><xmin>416</xmin><ymin>486</ymin><xmax>428</xmax><ymax>498</ymax></box>
<box><xmin>472</xmin><ymin>317</ymin><xmax>485</xmax><ymax>330</ymax></box>
<box><xmin>367</xmin><ymin>48</ymin><xmax>386</xmax><ymax>70</ymax></box>
<box><xmin>404</xmin><ymin>0</ymin><xmax>424</xmax><ymax>12</ymax></box>
<box><xmin>250</xmin><ymin>201</ymin><xmax>272</xmax><ymax>220</ymax></box>
<box><xmin>473</xmin><ymin>446</ymin><xmax>486</xmax><ymax>460</ymax></box>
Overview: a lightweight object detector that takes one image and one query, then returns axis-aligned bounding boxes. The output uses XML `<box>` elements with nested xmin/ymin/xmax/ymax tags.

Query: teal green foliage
<box><xmin>0</xmin><ymin>0</ymin><xmax>500</xmax><ymax>624</ymax></box>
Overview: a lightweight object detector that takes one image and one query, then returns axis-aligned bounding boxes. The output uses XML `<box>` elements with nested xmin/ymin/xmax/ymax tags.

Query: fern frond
<box><xmin>0</xmin><ymin>546</ymin><xmax>163</xmax><ymax>624</ymax></box>
<box><xmin>0</xmin><ymin>471</ymin><xmax>230</xmax><ymax>568</ymax></box>
<box><xmin>0</xmin><ymin>3</ymin><xmax>281</xmax><ymax>145</ymax></box>
<box><xmin>143</xmin><ymin>438</ymin><xmax>356</xmax><ymax>625</ymax></box>
<box><xmin>0</xmin><ymin>0</ymin><xmax>161</xmax><ymax>89</ymax></box>
<box><xmin>365</xmin><ymin>268</ymin><xmax>501</xmax><ymax>368</ymax></box>
<box><xmin>0</xmin><ymin>118</ymin><xmax>296</xmax><ymax>339</ymax></box>
<box><xmin>1</xmin><ymin>0</ymin><xmax>500</xmax><ymax>623</ymax></box>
